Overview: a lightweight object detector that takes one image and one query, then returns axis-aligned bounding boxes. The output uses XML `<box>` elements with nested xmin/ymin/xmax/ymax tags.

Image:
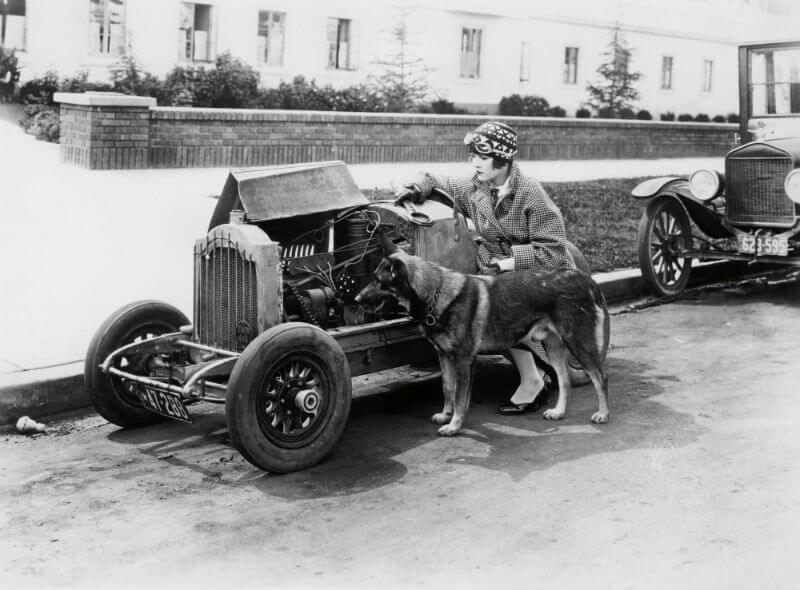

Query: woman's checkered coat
<box><xmin>412</xmin><ymin>162</ymin><xmax>575</xmax><ymax>273</ymax></box>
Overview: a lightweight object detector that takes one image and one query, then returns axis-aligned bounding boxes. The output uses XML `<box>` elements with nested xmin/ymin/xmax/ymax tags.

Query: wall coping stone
<box><xmin>149</xmin><ymin>106</ymin><xmax>736</xmax><ymax>130</ymax></box>
<box><xmin>54</xmin><ymin>92</ymin><xmax>157</xmax><ymax>108</ymax></box>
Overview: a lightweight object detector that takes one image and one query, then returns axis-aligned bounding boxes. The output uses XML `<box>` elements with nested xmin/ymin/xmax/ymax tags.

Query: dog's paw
<box><xmin>591</xmin><ymin>411</ymin><xmax>609</xmax><ymax>424</ymax></box>
<box><xmin>431</xmin><ymin>412</ymin><xmax>452</xmax><ymax>425</ymax></box>
<box><xmin>543</xmin><ymin>408</ymin><xmax>565</xmax><ymax>421</ymax></box>
<box><xmin>437</xmin><ymin>424</ymin><xmax>460</xmax><ymax>437</ymax></box>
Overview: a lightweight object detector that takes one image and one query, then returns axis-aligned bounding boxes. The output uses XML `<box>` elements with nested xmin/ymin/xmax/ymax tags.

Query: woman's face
<box><xmin>469</xmin><ymin>153</ymin><xmax>507</xmax><ymax>185</ymax></box>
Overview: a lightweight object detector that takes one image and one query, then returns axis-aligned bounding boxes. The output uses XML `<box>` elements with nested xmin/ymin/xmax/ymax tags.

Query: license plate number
<box><xmin>137</xmin><ymin>386</ymin><xmax>192</xmax><ymax>423</ymax></box>
<box><xmin>737</xmin><ymin>234</ymin><xmax>788</xmax><ymax>256</ymax></box>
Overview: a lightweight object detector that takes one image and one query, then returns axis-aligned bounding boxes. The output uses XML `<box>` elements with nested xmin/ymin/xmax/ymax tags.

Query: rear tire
<box><xmin>85</xmin><ymin>300</ymin><xmax>189</xmax><ymax>428</ymax></box>
<box><xmin>225</xmin><ymin>323</ymin><xmax>352</xmax><ymax>473</ymax></box>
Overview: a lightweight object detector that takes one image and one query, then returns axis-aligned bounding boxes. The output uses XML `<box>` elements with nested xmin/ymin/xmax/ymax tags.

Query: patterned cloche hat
<box><xmin>463</xmin><ymin>121</ymin><xmax>518</xmax><ymax>161</ymax></box>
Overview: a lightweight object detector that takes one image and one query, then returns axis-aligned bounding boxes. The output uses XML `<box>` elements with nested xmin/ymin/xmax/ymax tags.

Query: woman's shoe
<box><xmin>497</xmin><ymin>402</ymin><xmax>536</xmax><ymax>415</ymax></box>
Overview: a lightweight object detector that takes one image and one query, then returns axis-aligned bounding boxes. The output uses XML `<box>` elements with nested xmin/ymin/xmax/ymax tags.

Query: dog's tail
<box><xmin>591</xmin><ymin>283</ymin><xmax>611</xmax><ymax>364</ymax></box>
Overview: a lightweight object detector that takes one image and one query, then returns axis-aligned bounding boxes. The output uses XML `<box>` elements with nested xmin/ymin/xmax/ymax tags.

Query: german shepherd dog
<box><xmin>355</xmin><ymin>238</ymin><xmax>611</xmax><ymax>436</ymax></box>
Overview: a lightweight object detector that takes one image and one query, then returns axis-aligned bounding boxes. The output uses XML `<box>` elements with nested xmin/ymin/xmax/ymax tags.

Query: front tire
<box><xmin>637</xmin><ymin>196</ymin><xmax>693</xmax><ymax>297</ymax></box>
<box><xmin>85</xmin><ymin>300</ymin><xmax>189</xmax><ymax>428</ymax></box>
<box><xmin>225</xmin><ymin>323</ymin><xmax>352</xmax><ymax>473</ymax></box>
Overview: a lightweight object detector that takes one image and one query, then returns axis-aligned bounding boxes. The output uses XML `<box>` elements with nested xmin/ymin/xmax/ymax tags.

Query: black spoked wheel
<box><xmin>637</xmin><ymin>196</ymin><xmax>694</xmax><ymax>297</ymax></box>
<box><xmin>85</xmin><ymin>300</ymin><xmax>189</xmax><ymax>428</ymax></box>
<box><xmin>225</xmin><ymin>323</ymin><xmax>351</xmax><ymax>473</ymax></box>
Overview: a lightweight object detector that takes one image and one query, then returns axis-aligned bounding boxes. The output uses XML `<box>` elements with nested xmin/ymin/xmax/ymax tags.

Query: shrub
<box><xmin>161</xmin><ymin>65</ymin><xmax>198</xmax><ymax>106</ymax></box>
<box><xmin>196</xmin><ymin>52</ymin><xmax>261</xmax><ymax>108</ymax></box>
<box><xmin>498</xmin><ymin>93</ymin><xmax>550</xmax><ymax>116</ymax></box>
<box><xmin>595</xmin><ymin>106</ymin><xmax>636</xmax><ymax>119</ymax></box>
<box><xmin>330</xmin><ymin>83</ymin><xmax>384</xmax><ymax>112</ymax></box>
<box><xmin>726</xmin><ymin>112</ymin><xmax>740</xmax><ymax>123</ymax></box>
<box><xmin>694</xmin><ymin>113</ymin><xmax>710</xmax><ymax>123</ymax></box>
<box><xmin>161</xmin><ymin>53</ymin><xmax>261</xmax><ymax>108</ymax></box>
<box><xmin>19</xmin><ymin>71</ymin><xmax>59</xmax><ymax>105</ymax></box>
<box><xmin>21</xmin><ymin>102</ymin><xmax>60</xmax><ymax>142</ymax></box>
<box><xmin>547</xmin><ymin>105</ymin><xmax>567</xmax><ymax>117</ymax></box>
<box><xmin>110</xmin><ymin>51</ymin><xmax>162</xmax><ymax>100</ymax></box>
<box><xmin>636</xmin><ymin>109</ymin><xmax>652</xmax><ymax>120</ymax></box>
<box><xmin>58</xmin><ymin>70</ymin><xmax>114</xmax><ymax>94</ymax></box>
<box><xmin>575</xmin><ymin>107</ymin><xmax>592</xmax><ymax>118</ymax></box>
<box><xmin>677</xmin><ymin>113</ymin><xmax>694</xmax><ymax>122</ymax></box>
<box><xmin>660</xmin><ymin>111</ymin><xmax>675</xmax><ymax>121</ymax></box>
<box><xmin>256</xmin><ymin>76</ymin><xmax>336</xmax><ymax>111</ymax></box>
<box><xmin>429</xmin><ymin>98</ymin><xmax>467</xmax><ymax>114</ymax></box>
<box><xmin>712</xmin><ymin>114</ymin><xmax>727</xmax><ymax>123</ymax></box>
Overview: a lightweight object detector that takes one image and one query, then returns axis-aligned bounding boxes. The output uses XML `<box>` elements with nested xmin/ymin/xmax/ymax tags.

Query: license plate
<box><xmin>737</xmin><ymin>234</ymin><xmax>788</xmax><ymax>256</ymax></box>
<box><xmin>137</xmin><ymin>386</ymin><xmax>193</xmax><ymax>423</ymax></box>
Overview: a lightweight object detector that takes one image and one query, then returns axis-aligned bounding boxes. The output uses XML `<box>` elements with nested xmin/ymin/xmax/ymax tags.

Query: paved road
<box><xmin>3</xmin><ymin>277</ymin><xmax>800</xmax><ymax>588</ymax></box>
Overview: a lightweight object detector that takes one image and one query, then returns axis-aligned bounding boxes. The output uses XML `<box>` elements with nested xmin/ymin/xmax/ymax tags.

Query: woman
<box><xmin>394</xmin><ymin>121</ymin><xmax>577</xmax><ymax>415</ymax></box>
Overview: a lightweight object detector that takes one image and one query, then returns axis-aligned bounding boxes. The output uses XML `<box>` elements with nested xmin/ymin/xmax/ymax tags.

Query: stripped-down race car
<box><xmin>633</xmin><ymin>40</ymin><xmax>800</xmax><ymax>297</ymax></box>
<box><xmin>86</xmin><ymin>160</ymin><xmax>589</xmax><ymax>473</ymax></box>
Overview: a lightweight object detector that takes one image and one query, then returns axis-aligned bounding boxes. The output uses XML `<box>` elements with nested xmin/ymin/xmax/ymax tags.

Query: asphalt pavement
<box><xmin>0</xmin><ymin>115</ymin><xmax>726</xmax><ymax>423</ymax></box>
<box><xmin>4</xmin><ymin>278</ymin><xmax>800</xmax><ymax>588</ymax></box>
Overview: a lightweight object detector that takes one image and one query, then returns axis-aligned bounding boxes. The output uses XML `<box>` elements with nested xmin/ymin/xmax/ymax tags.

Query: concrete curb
<box><xmin>0</xmin><ymin>260</ymin><xmax>777</xmax><ymax>426</ymax></box>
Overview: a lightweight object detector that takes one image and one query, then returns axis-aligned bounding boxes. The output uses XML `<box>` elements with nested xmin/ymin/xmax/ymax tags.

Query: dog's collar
<box><xmin>424</xmin><ymin>285</ymin><xmax>444</xmax><ymax>327</ymax></box>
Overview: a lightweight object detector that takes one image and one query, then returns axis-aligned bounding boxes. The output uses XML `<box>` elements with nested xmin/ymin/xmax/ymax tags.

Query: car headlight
<box><xmin>689</xmin><ymin>169</ymin><xmax>722</xmax><ymax>201</ymax></box>
<box><xmin>785</xmin><ymin>169</ymin><xmax>800</xmax><ymax>204</ymax></box>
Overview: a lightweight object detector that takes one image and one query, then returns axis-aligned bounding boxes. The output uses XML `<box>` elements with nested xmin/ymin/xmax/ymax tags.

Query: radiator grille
<box><xmin>726</xmin><ymin>156</ymin><xmax>795</xmax><ymax>226</ymax></box>
<box><xmin>194</xmin><ymin>235</ymin><xmax>258</xmax><ymax>352</ymax></box>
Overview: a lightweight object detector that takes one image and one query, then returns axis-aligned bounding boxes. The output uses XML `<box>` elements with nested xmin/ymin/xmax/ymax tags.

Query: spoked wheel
<box><xmin>637</xmin><ymin>196</ymin><xmax>694</xmax><ymax>297</ymax></box>
<box><xmin>226</xmin><ymin>323</ymin><xmax>351</xmax><ymax>473</ymax></box>
<box><xmin>85</xmin><ymin>300</ymin><xmax>189</xmax><ymax>428</ymax></box>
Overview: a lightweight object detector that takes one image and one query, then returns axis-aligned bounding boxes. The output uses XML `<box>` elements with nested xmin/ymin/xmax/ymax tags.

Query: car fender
<box><xmin>631</xmin><ymin>176</ymin><xmax>732</xmax><ymax>239</ymax></box>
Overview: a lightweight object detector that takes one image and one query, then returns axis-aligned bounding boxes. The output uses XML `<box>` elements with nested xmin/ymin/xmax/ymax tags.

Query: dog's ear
<box><xmin>378</xmin><ymin>229</ymin><xmax>399</xmax><ymax>255</ymax></box>
<box><xmin>388</xmin><ymin>253</ymin><xmax>407</xmax><ymax>280</ymax></box>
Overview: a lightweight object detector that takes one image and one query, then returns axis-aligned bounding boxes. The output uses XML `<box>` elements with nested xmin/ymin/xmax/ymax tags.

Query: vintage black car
<box><xmin>633</xmin><ymin>40</ymin><xmax>800</xmax><ymax>296</ymax></box>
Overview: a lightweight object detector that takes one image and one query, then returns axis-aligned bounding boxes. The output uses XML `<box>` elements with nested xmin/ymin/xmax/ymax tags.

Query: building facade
<box><xmin>2</xmin><ymin>0</ymin><xmax>798</xmax><ymax>117</ymax></box>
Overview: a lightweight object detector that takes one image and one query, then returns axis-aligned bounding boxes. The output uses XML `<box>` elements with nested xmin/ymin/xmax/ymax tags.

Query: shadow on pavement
<box><xmin>107</xmin><ymin>354</ymin><xmax>705</xmax><ymax>497</ymax></box>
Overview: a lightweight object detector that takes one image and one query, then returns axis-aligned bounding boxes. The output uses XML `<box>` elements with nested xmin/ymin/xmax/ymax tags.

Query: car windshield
<box><xmin>750</xmin><ymin>46</ymin><xmax>800</xmax><ymax>116</ymax></box>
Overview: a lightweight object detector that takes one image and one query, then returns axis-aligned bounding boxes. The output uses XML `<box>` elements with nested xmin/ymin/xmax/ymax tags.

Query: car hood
<box><xmin>210</xmin><ymin>161</ymin><xmax>369</xmax><ymax>229</ymax></box>
<box><xmin>728</xmin><ymin>138</ymin><xmax>800</xmax><ymax>164</ymax></box>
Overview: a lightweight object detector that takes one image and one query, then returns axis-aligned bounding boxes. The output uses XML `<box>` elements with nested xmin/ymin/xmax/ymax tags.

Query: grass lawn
<box><xmin>547</xmin><ymin>178</ymin><xmax>650</xmax><ymax>272</ymax></box>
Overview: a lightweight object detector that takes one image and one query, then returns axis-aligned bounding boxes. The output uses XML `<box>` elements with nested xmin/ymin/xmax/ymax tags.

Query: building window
<box><xmin>179</xmin><ymin>2</ymin><xmax>215</xmax><ymax>62</ymax></box>
<box><xmin>258</xmin><ymin>11</ymin><xmax>285</xmax><ymax>67</ymax></box>
<box><xmin>327</xmin><ymin>17</ymin><xmax>353</xmax><ymax>70</ymax></box>
<box><xmin>89</xmin><ymin>0</ymin><xmax>124</xmax><ymax>56</ymax></box>
<box><xmin>702</xmin><ymin>59</ymin><xmax>713</xmax><ymax>91</ymax></box>
<box><xmin>0</xmin><ymin>0</ymin><xmax>26</xmax><ymax>50</ymax></box>
<box><xmin>661</xmin><ymin>56</ymin><xmax>673</xmax><ymax>90</ymax></box>
<box><xmin>519</xmin><ymin>41</ymin><xmax>531</xmax><ymax>81</ymax></box>
<box><xmin>460</xmin><ymin>28</ymin><xmax>482</xmax><ymax>78</ymax></box>
<box><xmin>563</xmin><ymin>46</ymin><xmax>579</xmax><ymax>84</ymax></box>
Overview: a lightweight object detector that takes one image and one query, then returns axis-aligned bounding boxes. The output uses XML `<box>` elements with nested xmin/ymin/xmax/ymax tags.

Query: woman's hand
<box><xmin>489</xmin><ymin>257</ymin><xmax>515</xmax><ymax>273</ymax></box>
<box><xmin>393</xmin><ymin>185</ymin><xmax>423</xmax><ymax>205</ymax></box>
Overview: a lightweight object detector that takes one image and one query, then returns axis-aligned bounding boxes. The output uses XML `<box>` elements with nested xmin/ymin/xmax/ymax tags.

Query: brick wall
<box><xmin>55</xmin><ymin>94</ymin><xmax>737</xmax><ymax>170</ymax></box>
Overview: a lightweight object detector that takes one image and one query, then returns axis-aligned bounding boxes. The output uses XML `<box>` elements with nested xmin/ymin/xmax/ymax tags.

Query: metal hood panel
<box><xmin>220</xmin><ymin>161</ymin><xmax>369</xmax><ymax>223</ymax></box>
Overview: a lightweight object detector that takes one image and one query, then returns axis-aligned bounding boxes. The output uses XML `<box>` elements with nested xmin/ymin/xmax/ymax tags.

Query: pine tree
<box><xmin>369</xmin><ymin>18</ymin><xmax>429</xmax><ymax>113</ymax></box>
<box><xmin>585</xmin><ymin>24</ymin><xmax>642</xmax><ymax>118</ymax></box>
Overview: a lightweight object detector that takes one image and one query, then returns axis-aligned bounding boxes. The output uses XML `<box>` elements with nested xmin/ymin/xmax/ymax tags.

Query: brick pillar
<box><xmin>53</xmin><ymin>92</ymin><xmax>155</xmax><ymax>170</ymax></box>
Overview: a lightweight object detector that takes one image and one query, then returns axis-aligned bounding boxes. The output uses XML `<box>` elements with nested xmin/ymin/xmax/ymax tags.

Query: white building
<box><xmin>2</xmin><ymin>0</ymin><xmax>797</xmax><ymax>116</ymax></box>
